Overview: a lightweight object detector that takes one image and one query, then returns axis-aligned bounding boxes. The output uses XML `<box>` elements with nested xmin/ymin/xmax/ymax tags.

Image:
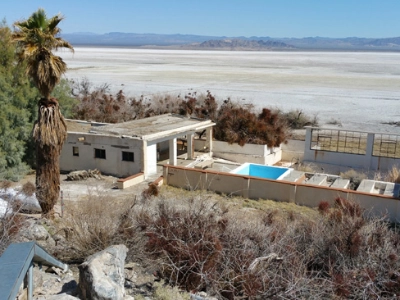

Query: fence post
<box><xmin>366</xmin><ymin>133</ymin><xmax>374</xmax><ymax>169</ymax></box>
<box><xmin>60</xmin><ymin>190</ymin><xmax>64</xmax><ymax>218</ymax></box>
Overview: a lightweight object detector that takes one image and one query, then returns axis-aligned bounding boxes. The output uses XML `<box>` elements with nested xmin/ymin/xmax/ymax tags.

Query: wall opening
<box><xmin>94</xmin><ymin>148</ymin><xmax>106</xmax><ymax>159</ymax></box>
<box><xmin>122</xmin><ymin>151</ymin><xmax>134</xmax><ymax>162</ymax></box>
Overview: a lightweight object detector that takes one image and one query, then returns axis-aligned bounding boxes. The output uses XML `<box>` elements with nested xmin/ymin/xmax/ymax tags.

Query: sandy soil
<box><xmin>59</xmin><ymin>48</ymin><xmax>400</xmax><ymax>134</ymax></box>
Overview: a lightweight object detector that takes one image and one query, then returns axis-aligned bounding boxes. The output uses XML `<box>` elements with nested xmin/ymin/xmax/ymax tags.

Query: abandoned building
<box><xmin>60</xmin><ymin>114</ymin><xmax>215</xmax><ymax>178</ymax></box>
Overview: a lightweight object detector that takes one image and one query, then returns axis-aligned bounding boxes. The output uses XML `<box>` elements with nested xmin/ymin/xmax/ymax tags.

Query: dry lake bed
<box><xmin>59</xmin><ymin>47</ymin><xmax>400</xmax><ymax>134</ymax></box>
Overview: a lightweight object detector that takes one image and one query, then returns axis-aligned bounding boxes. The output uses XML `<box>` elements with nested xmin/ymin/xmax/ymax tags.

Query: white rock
<box><xmin>79</xmin><ymin>245</ymin><xmax>128</xmax><ymax>300</ymax></box>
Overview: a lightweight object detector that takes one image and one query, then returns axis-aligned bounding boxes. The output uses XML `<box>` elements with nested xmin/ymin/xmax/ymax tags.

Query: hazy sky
<box><xmin>1</xmin><ymin>0</ymin><xmax>399</xmax><ymax>38</ymax></box>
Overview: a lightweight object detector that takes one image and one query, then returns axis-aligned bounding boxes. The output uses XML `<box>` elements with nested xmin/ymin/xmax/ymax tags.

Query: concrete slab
<box><xmin>281</xmin><ymin>170</ymin><xmax>305</xmax><ymax>182</ymax></box>
<box><xmin>357</xmin><ymin>180</ymin><xmax>376</xmax><ymax>193</ymax></box>
<box><xmin>305</xmin><ymin>174</ymin><xmax>327</xmax><ymax>186</ymax></box>
<box><xmin>384</xmin><ymin>183</ymin><xmax>395</xmax><ymax>196</ymax></box>
<box><xmin>330</xmin><ymin>178</ymin><xmax>350</xmax><ymax>189</ymax></box>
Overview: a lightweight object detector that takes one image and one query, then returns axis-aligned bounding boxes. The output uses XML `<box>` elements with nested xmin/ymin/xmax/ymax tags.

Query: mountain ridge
<box><xmin>61</xmin><ymin>32</ymin><xmax>400</xmax><ymax>51</ymax></box>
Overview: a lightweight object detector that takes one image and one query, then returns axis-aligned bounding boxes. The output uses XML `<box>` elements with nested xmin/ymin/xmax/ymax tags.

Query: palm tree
<box><xmin>12</xmin><ymin>8</ymin><xmax>74</xmax><ymax>216</ymax></box>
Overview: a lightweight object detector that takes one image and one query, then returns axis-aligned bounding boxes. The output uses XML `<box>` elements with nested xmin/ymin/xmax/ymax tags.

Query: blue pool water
<box><xmin>231</xmin><ymin>163</ymin><xmax>291</xmax><ymax>180</ymax></box>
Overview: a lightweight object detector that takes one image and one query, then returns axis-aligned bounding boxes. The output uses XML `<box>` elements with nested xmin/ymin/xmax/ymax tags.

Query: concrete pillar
<box><xmin>366</xmin><ymin>132</ymin><xmax>375</xmax><ymax>169</ymax></box>
<box><xmin>304</xmin><ymin>127</ymin><xmax>313</xmax><ymax>150</ymax></box>
<box><xmin>205</xmin><ymin>127</ymin><xmax>213</xmax><ymax>157</ymax></box>
<box><xmin>141</xmin><ymin>140</ymin><xmax>148</xmax><ymax>178</ymax></box>
<box><xmin>187</xmin><ymin>133</ymin><xmax>194</xmax><ymax>160</ymax></box>
<box><xmin>169</xmin><ymin>138</ymin><xmax>177</xmax><ymax>166</ymax></box>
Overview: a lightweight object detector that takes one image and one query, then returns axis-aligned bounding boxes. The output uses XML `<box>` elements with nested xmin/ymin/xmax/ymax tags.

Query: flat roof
<box><xmin>66</xmin><ymin>114</ymin><xmax>215</xmax><ymax>141</ymax></box>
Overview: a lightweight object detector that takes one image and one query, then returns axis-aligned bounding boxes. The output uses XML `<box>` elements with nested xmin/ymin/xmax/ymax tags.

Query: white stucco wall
<box><xmin>281</xmin><ymin>139</ymin><xmax>305</xmax><ymax>161</ymax></box>
<box><xmin>60</xmin><ymin>133</ymin><xmax>143</xmax><ymax>177</ymax></box>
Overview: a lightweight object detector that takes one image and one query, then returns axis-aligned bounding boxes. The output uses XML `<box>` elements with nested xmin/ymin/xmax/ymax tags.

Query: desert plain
<box><xmin>59</xmin><ymin>47</ymin><xmax>400</xmax><ymax>134</ymax></box>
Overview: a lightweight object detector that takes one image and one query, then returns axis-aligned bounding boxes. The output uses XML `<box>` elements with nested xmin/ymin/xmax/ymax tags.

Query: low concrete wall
<box><xmin>164</xmin><ymin>165</ymin><xmax>207</xmax><ymax>191</ymax></box>
<box><xmin>117</xmin><ymin>173</ymin><xmax>145</xmax><ymax>189</ymax></box>
<box><xmin>163</xmin><ymin>165</ymin><xmax>400</xmax><ymax>223</ymax></box>
<box><xmin>206</xmin><ymin>171</ymin><xmax>250</xmax><ymax>198</ymax></box>
<box><xmin>281</xmin><ymin>139</ymin><xmax>305</xmax><ymax>162</ymax></box>
<box><xmin>249</xmin><ymin>178</ymin><xmax>296</xmax><ymax>203</ymax></box>
<box><xmin>295</xmin><ymin>184</ymin><xmax>400</xmax><ymax>221</ymax></box>
<box><xmin>194</xmin><ymin>139</ymin><xmax>282</xmax><ymax>165</ymax></box>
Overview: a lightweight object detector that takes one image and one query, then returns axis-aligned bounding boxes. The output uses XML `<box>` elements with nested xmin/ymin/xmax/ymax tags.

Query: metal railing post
<box><xmin>28</xmin><ymin>262</ymin><xmax>33</xmax><ymax>300</ymax></box>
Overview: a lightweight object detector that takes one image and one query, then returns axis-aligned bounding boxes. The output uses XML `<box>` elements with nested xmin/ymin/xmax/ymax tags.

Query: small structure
<box><xmin>60</xmin><ymin>114</ymin><xmax>215</xmax><ymax>179</ymax></box>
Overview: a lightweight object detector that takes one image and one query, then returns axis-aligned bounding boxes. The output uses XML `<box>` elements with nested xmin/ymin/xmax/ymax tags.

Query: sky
<box><xmin>1</xmin><ymin>0</ymin><xmax>399</xmax><ymax>38</ymax></box>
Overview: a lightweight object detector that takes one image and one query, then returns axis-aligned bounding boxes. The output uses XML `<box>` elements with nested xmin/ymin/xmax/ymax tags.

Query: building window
<box><xmin>95</xmin><ymin>148</ymin><xmax>106</xmax><ymax>159</ymax></box>
<box><xmin>122</xmin><ymin>151</ymin><xmax>134</xmax><ymax>162</ymax></box>
<box><xmin>73</xmin><ymin>146</ymin><xmax>79</xmax><ymax>156</ymax></box>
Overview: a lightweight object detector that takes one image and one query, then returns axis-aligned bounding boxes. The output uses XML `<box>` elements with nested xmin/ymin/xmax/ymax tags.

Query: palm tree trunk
<box><xmin>33</xmin><ymin>98</ymin><xmax>67</xmax><ymax>216</ymax></box>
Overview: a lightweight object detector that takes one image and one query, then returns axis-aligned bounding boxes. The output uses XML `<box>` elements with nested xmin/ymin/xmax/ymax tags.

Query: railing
<box><xmin>0</xmin><ymin>242</ymin><xmax>68</xmax><ymax>300</ymax></box>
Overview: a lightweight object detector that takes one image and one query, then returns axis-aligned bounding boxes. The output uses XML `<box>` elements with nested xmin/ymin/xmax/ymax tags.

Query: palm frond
<box><xmin>11</xmin><ymin>8</ymin><xmax>73</xmax><ymax>98</ymax></box>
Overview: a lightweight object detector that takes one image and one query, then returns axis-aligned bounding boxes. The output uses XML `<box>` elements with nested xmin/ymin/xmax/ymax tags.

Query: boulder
<box><xmin>79</xmin><ymin>245</ymin><xmax>128</xmax><ymax>300</ymax></box>
<box><xmin>46</xmin><ymin>294</ymin><xmax>80</xmax><ymax>300</ymax></box>
<box><xmin>0</xmin><ymin>187</ymin><xmax>41</xmax><ymax>213</ymax></box>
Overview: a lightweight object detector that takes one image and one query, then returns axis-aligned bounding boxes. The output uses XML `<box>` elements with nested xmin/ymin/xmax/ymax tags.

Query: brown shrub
<box><xmin>21</xmin><ymin>181</ymin><xmax>35</xmax><ymax>196</ymax></box>
<box><xmin>53</xmin><ymin>186</ymin><xmax>400</xmax><ymax>298</ymax></box>
<box><xmin>142</xmin><ymin>183</ymin><xmax>159</xmax><ymax>199</ymax></box>
<box><xmin>318</xmin><ymin>201</ymin><xmax>330</xmax><ymax>215</ymax></box>
<box><xmin>0</xmin><ymin>180</ymin><xmax>12</xmax><ymax>190</ymax></box>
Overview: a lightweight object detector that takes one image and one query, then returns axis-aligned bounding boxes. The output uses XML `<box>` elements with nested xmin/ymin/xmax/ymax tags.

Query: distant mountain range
<box><xmin>61</xmin><ymin>32</ymin><xmax>400</xmax><ymax>51</ymax></box>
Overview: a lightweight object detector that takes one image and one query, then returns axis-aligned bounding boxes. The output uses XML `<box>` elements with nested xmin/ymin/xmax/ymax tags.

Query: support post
<box><xmin>205</xmin><ymin>127</ymin><xmax>213</xmax><ymax>157</ymax></box>
<box><xmin>141</xmin><ymin>140</ymin><xmax>148</xmax><ymax>178</ymax></box>
<box><xmin>187</xmin><ymin>133</ymin><xmax>194</xmax><ymax>160</ymax></box>
<box><xmin>28</xmin><ymin>263</ymin><xmax>33</xmax><ymax>300</ymax></box>
<box><xmin>169</xmin><ymin>138</ymin><xmax>177</xmax><ymax>166</ymax></box>
<box><xmin>366</xmin><ymin>132</ymin><xmax>375</xmax><ymax>169</ymax></box>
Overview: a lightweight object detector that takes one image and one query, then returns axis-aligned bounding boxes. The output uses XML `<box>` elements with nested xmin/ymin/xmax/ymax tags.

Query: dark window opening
<box><xmin>73</xmin><ymin>146</ymin><xmax>79</xmax><ymax>156</ymax></box>
<box><xmin>122</xmin><ymin>151</ymin><xmax>134</xmax><ymax>162</ymax></box>
<box><xmin>95</xmin><ymin>148</ymin><xmax>106</xmax><ymax>159</ymax></box>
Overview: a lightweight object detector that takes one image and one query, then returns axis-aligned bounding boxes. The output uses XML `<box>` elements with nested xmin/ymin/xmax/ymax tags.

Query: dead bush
<box><xmin>0</xmin><ymin>203</ymin><xmax>27</xmax><ymax>255</ymax></box>
<box><xmin>142</xmin><ymin>183</ymin><xmax>159</xmax><ymax>199</ymax></box>
<box><xmin>0</xmin><ymin>180</ymin><xmax>12</xmax><ymax>190</ymax></box>
<box><xmin>21</xmin><ymin>181</ymin><xmax>35</xmax><ymax>196</ymax></box>
<box><xmin>280</xmin><ymin>109</ymin><xmax>319</xmax><ymax>129</ymax></box>
<box><xmin>385</xmin><ymin>165</ymin><xmax>400</xmax><ymax>183</ymax></box>
<box><xmin>58</xmin><ymin>191</ymin><xmax>136</xmax><ymax>262</ymax></box>
<box><xmin>53</xmin><ymin>186</ymin><xmax>400</xmax><ymax>298</ymax></box>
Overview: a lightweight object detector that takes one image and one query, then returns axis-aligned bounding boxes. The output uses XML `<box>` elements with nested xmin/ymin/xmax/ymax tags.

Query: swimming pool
<box><xmin>231</xmin><ymin>163</ymin><xmax>291</xmax><ymax>180</ymax></box>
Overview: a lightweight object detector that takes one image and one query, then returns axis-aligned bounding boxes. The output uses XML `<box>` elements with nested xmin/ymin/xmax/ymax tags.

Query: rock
<box><xmin>24</xmin><ymin>221</ymin><xmax>50</xmax><ymax>241</ymax></box>
<box><xmin>0</xmin><ymin>188</ymin><xmax>42</xmax><ymax>213</ymax></box>
<box><xmin>79</xmin><ymin>245</ymin><xmax>128</xmax><ymax>300</ymax></box>
<box><xmin>0</xmin><ymin>197</ymin><xmax>12</xmax><ymax>217</ymax></box>
<box><xmin>46</xmin><ymin>294</ymin><xmax>80</xmax><ymax>300</ymax></box>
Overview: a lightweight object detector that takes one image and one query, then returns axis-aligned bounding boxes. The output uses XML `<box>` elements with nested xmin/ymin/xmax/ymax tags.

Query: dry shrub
<box><xmin>0</xmin><ymin>203</ymin><xmax>28</xmax><ymax>255</ymax></box>
<box><xmin>21</xmin><ymin>181</ymin><xmax>35</xmax><ymax>196</ymax></box>
<box><xmin>385</xmin><ymin>165</ymin><xmax>400</xmax><ymax>183</ymax></box>
<box><xmin>0</xmin><ymin>180</ymin><xmax>12</xmax><ymax>190</ymax></box>
<box><xmin>280</xmin><ymin>109</ymin><xmax>319</xmax><ymax>129</ymax></box>
<box><xmin>318</xmin><ymin>201</ymin><xmax>330</xmax><ymax>215</ymax></box>
<box><xmin>59</xmin><ymin>191</ymin><xmax>136</xmax><ymax>261</ymax></box>
<box><xmin>142</xmin><ymin>183</ymin><xmax>159</xmax><ymax>199</ymax></box>
<box><xmin>136</xmin><ymin>195</ymin><xmax>400</xmax><ymax>299</ymax></box>
<box><xmin>54</xmin><ymin>186</ymin><xmax>400</xmax><ymax>298</ymax></box>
